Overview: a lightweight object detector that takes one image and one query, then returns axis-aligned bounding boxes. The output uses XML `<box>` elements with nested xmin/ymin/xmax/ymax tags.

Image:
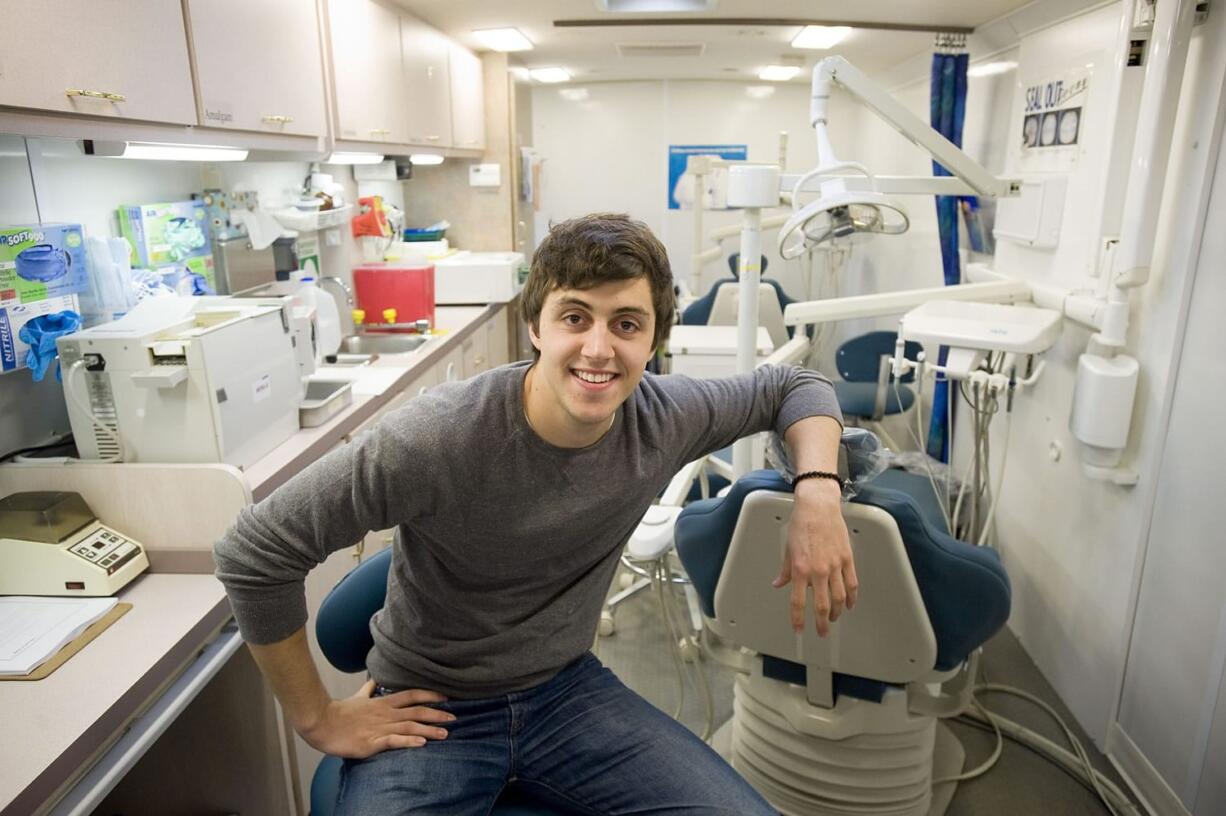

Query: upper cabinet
<box><xmin>186</xmin><ymin>0</ymin><xmax>328</xmax><ymax>138</ymax></box>
<box><xmin>449</xmin><ymin>44</ymin><xmax>485</xmax><ymax>152</ymax></box>
<box><xmin>327</xmin><ymin>0</ymin><xmax>408</xmax><ymax>144</ymax></box>
<box><xmin>0</xmin><ymin>0</ymin><xmax>196</xmax><ymax>125</ymax></box>
<box><xmin>400</xmin><ymin>15</ymin><xmax>452</xmax><ymax>147</ymax></box>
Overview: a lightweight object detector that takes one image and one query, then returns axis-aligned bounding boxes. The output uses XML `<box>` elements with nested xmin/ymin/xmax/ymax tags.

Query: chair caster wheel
<box><xmin>618</xmin><ymin>572</ymin><xmax>635</xmax><ymax>590</ymax></box>
<box><xmin>679</xmin><ymin>638</ymin><xmax>700</xmax><ymax>663</ymax></box>
<box><xmin>598</xmin><ymin>611</ymin><xmax>615</xmax><ymax>637</ymax></box>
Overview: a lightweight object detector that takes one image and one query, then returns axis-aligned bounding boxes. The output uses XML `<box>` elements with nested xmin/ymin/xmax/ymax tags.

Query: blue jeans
<box><xmin>335</xmin><ymin>652</ymin><xmax>776</xmax><ymax>815</ymax></box>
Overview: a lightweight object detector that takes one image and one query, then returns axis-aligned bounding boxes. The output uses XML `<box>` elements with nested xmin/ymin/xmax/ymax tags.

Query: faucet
<box><xmin>320</xmin><ymin>275</ymin><xmax>354</xmax><ymax>307</ymax></box>
<box><xmin>319</xmin><ymin>276</ymin><xmax>357</xmax><ymax>336</ymax></box>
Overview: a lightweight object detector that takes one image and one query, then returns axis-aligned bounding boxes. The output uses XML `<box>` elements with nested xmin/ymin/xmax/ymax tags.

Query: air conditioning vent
<box><xmin>616</xmin><ymin>42</ymin><xmax>706</xmax><ymax>58</ymax></box>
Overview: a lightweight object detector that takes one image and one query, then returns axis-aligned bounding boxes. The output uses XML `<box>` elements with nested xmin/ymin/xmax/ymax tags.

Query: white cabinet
<box><xmin>0</xmin><ymin>0</ymin><xmax>196</xmax><ymax>125</ymax></box>
<box><xmin>460</xmin><ymin>328</ymin><xmax>488</xmax><ymax>380</ymax></box>
<box><xmin>327</xmin><ymin>0</ymin><xmax>407</xmax><ymax>143</ymax></box>
<box><xmin>186</xmin><ymin>0</ymin><xmax>327</xmax><ymax>137</ymax></box>
<box><xmin>449</xmin><ymin>43</ymin><xmax>485</xmax><ymax>151</ymax></box>
<box><xmin>400</xmin><ymin>15</ymin><xmax>452</xmax><ymax>147</ymax></box>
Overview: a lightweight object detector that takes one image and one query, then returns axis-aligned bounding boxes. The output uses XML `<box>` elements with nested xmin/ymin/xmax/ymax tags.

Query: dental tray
<box><xmin>299</xmin><ymin>378</ymin><xmax>354</xmax><ymax>428</ymax></box>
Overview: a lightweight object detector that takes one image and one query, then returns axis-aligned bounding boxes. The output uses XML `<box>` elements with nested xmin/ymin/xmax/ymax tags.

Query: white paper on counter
<box><xmin>0</xmin><ymin>596</ymin><xmax>118</xmax><ymax>676</ymax></box>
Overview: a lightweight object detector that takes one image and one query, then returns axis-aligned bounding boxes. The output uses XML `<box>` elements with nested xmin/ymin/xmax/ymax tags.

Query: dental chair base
<box><xmin>714</xmin><ymin>667</ymin><xmax>963</xmax><ymax>816</ymax></box>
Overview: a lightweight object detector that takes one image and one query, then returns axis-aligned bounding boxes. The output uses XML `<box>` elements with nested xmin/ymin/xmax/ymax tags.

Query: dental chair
<box><xmin>674</xmin><ymin>434</ymin><xmax>1011</xmax><ymax>815</ymax></box>
<box><xmin>833</xmin><ymin>331</ymin><xmax>923</xmax><ymax>451</ymax></box>
<box><xmin>681</xmin><ymin>254</ymin><xmax>799</xmax><ymax>348</ymax></box>
<box><xmin>309</xmin><ymin>546</ymin><xmax>564</xmax><ymax>816</ymax></box>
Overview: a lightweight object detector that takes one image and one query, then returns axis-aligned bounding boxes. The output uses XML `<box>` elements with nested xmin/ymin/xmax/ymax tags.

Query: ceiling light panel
<box><xmin>530</xmin><ymin>67</ymin><xmax>572</xmax><ymax>83</ymax></box>
<box><xmin>791</xmin><ymin>25</ymin><xmax>851</xmax><ymax>50</ymax></box>
<box><xmin>759</xmin><ymin>65</ymin><xmax>800</xmax><ymax>82</ymax></box>
<box><xmin>472</xmin><ymin>28</ymin><xmax>533</xmax><ymax>52</ymax></box>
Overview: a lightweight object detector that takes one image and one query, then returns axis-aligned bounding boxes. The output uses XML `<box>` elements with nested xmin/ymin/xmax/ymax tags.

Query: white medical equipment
<box><xmin>0</xmin><ymin>491</ymin><xmax>149</xmax><ymax>596</ymax></box>
<box><xmin>432</xmin><ymin>251</ymin><xmax>527</xmax><ymax>305</ymax></box>
<box><xmin>56</xmin><ymin>299</ymin><xmax>302</xmax><ymax>469</ymax></box>
<box><xmin>779</xmin><ymin>56</ymin><xmax>1020</xmax><ymax>259</ymax></box>
<box><xmin>667</xmin><ymin>325</ymin><xmax>773</xmax><ymax>379</ymax></box>
<box><xmin>897</xmin><ymin>300</ymin><xmax>1063</xmax><ymax>377</ymax></box>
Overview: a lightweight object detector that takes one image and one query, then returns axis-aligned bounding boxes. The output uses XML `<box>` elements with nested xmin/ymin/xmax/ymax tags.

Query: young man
<box><xmin>214</xmin><ymin>213</ymin><xmax>855</xmax><ymax>815</ymax></box>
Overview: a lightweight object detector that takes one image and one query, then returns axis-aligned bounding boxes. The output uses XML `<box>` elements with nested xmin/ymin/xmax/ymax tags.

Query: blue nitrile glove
<box><xmin>18</xmin><ymin>311</ymin><xmax>82</xmax><ymax>382</ymax></box>
<box><xmin>188</xmin><ymin>273</ymin><xmax>215</xmax><ymax>296</ymax></box>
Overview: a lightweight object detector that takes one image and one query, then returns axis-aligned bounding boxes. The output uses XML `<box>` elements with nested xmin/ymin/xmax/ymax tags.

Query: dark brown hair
<box><xmin>521</xmin><ymin>213</ymin><xmax>676</xmax><ymax>349</ymax></box>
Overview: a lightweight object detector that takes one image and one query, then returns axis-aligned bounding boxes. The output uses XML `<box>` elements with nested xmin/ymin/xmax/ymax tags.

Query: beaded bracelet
<box><xmin>791</xmin><ymin>470</ymin><xmax>846</xmax><ymax>490</ymax></box>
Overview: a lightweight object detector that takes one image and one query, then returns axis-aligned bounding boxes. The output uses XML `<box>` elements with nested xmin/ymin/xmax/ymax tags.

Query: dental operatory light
<box><xmin>779</xmin><ymin>56</ymin><xmax>1019</xmax><ymax>258</ymax></box>
<box><xmin>790</xmin><ymin>25</ymin><xmax>851</xmax><ymax>50</ymax></box>
<box><xmin>529</xmin><ymin>67</ymin><xmax>572</xmax><ymax>83</ymax></box>
<box><xmin>968</xmin><ymin>60</ymin><xmax>1019</xmax><ymax>78</ymax></box>
<box><xmin>409</xmin><ymin>154</ymin><xmax>445</xmax><ymax>166</ymax></box>
<box><xmin>759</xmin><ymin>65</ymin><xmax>800</xmax><ymax>82</ymax></box>
<box><xmin>83</xmin><ymin>140</ymin><xmax>248</xmax><ymax>162</ymax></box>
<box><xmin>324</xmin><ymin>152</ymin><xmax>386</xmax><ymax>165</ymax></box>
<box><xmin>472</xmin><ymin>27</ymin><xmax>533</xmax><ymax>52</ymax></box>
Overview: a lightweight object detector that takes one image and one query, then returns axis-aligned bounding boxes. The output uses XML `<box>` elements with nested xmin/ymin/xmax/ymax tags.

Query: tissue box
<box><xmin>0</xmin><ymin>224</ymin><xmax>90</xmax><ymax>305</ymax></box>
<box><xmin>118</xmin><ymin>200</ymin><xmax>216</xmax><ymax>288</ymax></box>
<box><xmin>0</xmin><ymin>294</ymin><xmax>77</xmax><ymax>374</ymax></box>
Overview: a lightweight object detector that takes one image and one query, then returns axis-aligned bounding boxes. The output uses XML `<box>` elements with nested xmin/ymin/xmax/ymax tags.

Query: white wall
<box><xmin>532</xmin><ymin>80</ymin><xmax>831</xmax><ymax>302</ymax></box>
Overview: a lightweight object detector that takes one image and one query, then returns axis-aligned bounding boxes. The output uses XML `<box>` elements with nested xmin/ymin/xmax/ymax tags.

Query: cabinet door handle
<box><xmin>427</xmin><ymin>135</ymin><xmax>441</xmax><ymax>141</ymax></box>
<box><xmin>445</xmin><ymin>362</ymin><xmax>457</xmax><ymax>381</ymax></box>
<box><xmin>474</xmin><ymin>356</ymin><xmax>486</xmax><ymax>366</ymax></box>
<box><xmin>370</xmin><ymin>128</ymin><xmax>391</xmax><ymax>136</ymax></box>
<box><xmin>263</xmin><ymin>114</ymin><xmax>294</xmax><ymax>124</ymax></box>
<box><xmin>66</xmin><ymin>88</ymin><xmax>126</xmax><ymax>103</ymax></box>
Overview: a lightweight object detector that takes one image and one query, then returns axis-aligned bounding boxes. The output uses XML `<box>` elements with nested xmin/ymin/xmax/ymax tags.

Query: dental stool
<box><xmin>674</xmin><ymin>468</ymin><xmax>1010</xmax><ymax>815</ymax></box>
<box><xmin>833</xmin><ymin>331</ymin><xmax>923</xmax><ymax>451</ymax></box>
<box><xmin>309</xmin><ymin>547</ymin><xmax>564</xmax><ymax>816</ymax></box>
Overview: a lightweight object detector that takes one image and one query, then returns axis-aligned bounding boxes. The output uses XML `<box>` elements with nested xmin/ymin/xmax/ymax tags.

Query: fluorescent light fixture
<box><xmin>745</xmin><ymin>85</ymin><xmax>776</xmax><ymax>100</ymax></box>
<box><xmin>968</xmin><ymin>61</ymin><xmax>1019</xmax><ymax>78</ymax></box>
<box><xmin>472</xmin><ymin>27</ymin><xmax>533</xmax><ymax>52</ymax></box>
<box><xmin>559</xmin><ymin>87</ymin><xmax>589</xmax><ymax>101</ymax></box>
<box><xmin>759</xmin><ymin>65</ymin><xmax>801</xmax><ymax>82</ymax></box>
<box><xmin>85</xmin><ymin>140</ymin><xmax>248</xmax><ymax>161</ymax></box>
<box><xmin>409</xmin><ymin>154</ymin><xmax>445</xmax><ymax>166</ymax></box>
<box><xmin>791</xmin><ymin>25</ymin><xmax>852</xmax><ymax>50</ymax></box>
<box><xmin>325</xmin><ymin>152</ymin><xmax>386</xmax><ymax>165</ymax></box>
<box><xmin>529</xmin><ymin>67</ymin><xmax>571</xmax><ymax>84</ymax></box>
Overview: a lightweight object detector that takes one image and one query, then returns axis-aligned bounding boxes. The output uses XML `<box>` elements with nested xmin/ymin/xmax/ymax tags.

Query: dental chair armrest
<box><xmin>907</xmin><ymin>649</ymin><xmax>980</xmax><ymax>719</ymax></box>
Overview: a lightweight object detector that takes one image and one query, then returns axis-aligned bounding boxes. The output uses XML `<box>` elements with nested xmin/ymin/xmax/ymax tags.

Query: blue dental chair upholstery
<box><xmin>833</xmin><ymin>330</ymin><xmax>923</xmax><ymax>419</ymax></box>
<box><xmin>676</xmin><ymin>468</ymin><xmax>1009</xmax><ymax>683</ymax></box>
<box><xmin>310</xmin><ymin>547</ymin><xmax>562</xmax><ymax>816</ymax></box>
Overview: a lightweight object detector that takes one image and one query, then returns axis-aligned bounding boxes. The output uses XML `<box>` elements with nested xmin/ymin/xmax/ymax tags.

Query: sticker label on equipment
<box><xmin>252</xmin><ymin>373</ymin><xmax>271</xmax><ymax>403</ymax></box>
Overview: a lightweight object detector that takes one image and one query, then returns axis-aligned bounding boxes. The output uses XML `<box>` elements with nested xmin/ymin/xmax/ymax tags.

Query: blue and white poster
<box><xmin>667</xmin><ymin>145</ymin><xmax>746</xmax><ymax>210</ymax></box>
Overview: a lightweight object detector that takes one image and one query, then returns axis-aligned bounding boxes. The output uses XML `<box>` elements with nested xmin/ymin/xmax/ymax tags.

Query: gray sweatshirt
<box><xmin>213</xmin><ymin>361</ymin><xmax>841</xmax><ymax>698</ymax></box>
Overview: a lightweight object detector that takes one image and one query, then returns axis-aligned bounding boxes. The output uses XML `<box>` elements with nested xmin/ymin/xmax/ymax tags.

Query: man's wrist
<box><xmin>793</xmin><ymin>476</ymin><xmax>843</xmax><ymax>504</ymax></box>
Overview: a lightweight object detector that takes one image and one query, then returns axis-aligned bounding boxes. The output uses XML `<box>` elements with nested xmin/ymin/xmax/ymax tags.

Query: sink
<box><xmin>323</xmin><ymin>352</ymin><xmax>377</xmax><ymax>367</ymax></box>
<box><xmin>338</xmin><ymin>334</ymin><xmax>429</xmax><ymax>354</ymax></box>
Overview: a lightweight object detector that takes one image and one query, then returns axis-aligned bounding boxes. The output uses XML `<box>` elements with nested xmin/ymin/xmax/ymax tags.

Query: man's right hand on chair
<box><xmin>299</xmin><ymin>680</ymin><xmax>456</xmax><ymax>758</ymax></box>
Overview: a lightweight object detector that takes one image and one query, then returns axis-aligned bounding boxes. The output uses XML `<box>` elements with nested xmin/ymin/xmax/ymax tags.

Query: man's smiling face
<box><xmin>524</xmin><ymin>277</ymin><xmax>657</xmax><ymax>448</ymax></box>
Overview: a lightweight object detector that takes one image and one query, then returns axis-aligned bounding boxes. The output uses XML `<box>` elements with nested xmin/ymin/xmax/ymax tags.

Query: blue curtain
<box><xmin>927</xmin><ymin>51</ymin><xmax>970</xmax><ymax>462</ymax></box>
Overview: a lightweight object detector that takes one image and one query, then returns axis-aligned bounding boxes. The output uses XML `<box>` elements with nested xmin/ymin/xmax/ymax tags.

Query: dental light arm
<box><xmin>807</xmin><ymin>57</ymin><xmax>1020</xmax><ymax>200</ymax></box>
